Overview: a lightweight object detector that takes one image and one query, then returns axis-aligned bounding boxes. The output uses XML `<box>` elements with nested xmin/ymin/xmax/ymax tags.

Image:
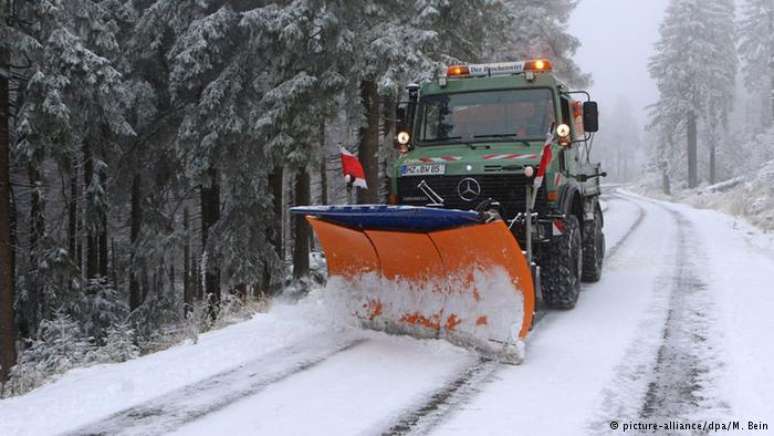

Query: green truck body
<box><xmin>390</xmin><ymin>60</ymin><xmax>606</xmax><ymax>308</ymax></box>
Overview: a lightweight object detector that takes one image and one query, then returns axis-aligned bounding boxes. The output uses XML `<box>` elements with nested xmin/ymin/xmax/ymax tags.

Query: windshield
<box><xmin>416</xmin><ymin>88</ymin><xmax>556</xmax><ymax>144</ymax></box>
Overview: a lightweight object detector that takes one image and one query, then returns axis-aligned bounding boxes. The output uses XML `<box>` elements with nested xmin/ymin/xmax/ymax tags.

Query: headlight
<box><xmin>556</xmin><ymin>124</ymin><xmax>571</xmax><ymax>138</ymax></box>
<box><xmin>397</xmin><ymin>131</ymin><xmax>411</xmax><ymax>145</ymax></box>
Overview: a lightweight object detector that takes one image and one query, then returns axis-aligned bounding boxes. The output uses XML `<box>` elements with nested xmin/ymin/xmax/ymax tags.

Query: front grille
<box><xmin>397</xmin><ymin>175</ymin><xmax>547</xmax><ymax>218</ymax></box>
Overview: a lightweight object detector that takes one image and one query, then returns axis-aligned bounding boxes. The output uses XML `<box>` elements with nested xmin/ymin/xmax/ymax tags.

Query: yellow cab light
<box><xmin>447</xmin><ymin>65</ymin><xmax>471</xmax><ymax>77</ymax></box>
<box><xmin>524</xmin><ymin>59</ymin><xmax>553</xmax><ymax>73</ymax></box>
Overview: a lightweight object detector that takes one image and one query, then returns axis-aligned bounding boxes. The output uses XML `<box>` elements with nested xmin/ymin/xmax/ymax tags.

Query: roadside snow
<box><xmin>434</xmin><ymin>193</ymin><xmax>678</xmax><ymax>435</ymax></box>
<box><xmin>0</xmin><ymin>263</ymin><xmax>477</xmax><ymax>436</ymax></box>
<box><xmin>633</xmin><ymin>159</ymin><xmax>774</xmax><ymax>232</ymax></box>
<box><xmin>168</xmin><ymin>337</ymin><xmax>474</xmax><ymax>436</ymax></box>
<box><xmin>0</xmin><ymin>296</ymin><xmax>349</xmax><ymax>436</ymax></box>
<box><xmin>3</xmin><ymin>190</ymin><xmax>773</xmax><ymax>436</ymax></box>
<box><xmin>661</xmin><ymin>199</ymin><xmax>774</xmax><ymax>422</ymax></box>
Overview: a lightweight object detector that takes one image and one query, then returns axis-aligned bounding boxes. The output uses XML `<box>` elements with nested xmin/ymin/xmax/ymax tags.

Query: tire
<box><xmin>540</xmin><ymin>215</ymin><xmax>583</xmax><ymax>309</ymax></box>
<box><xmin>581</xmin><ymin>205</ymin><xmax>605</xmax><ymax>283</ymax></box>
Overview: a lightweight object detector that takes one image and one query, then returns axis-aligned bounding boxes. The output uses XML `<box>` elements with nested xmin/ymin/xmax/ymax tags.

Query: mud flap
<box><xmin>308</xmin><ymin>217</ymin><xmax>535</xmax><ymax>363</ymax></box>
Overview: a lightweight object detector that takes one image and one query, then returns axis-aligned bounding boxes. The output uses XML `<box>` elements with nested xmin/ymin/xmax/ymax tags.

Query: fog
<box><xmin>569</xmin><ymin>0</ymin><xmax>670</xmax><ymax>131</ymax></box>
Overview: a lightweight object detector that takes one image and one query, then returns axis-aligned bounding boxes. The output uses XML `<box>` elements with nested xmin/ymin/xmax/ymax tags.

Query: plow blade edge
<box><xmin>305</xmin><ymin>210</ymin><xmax>535</xmax><ymax>363</ymax></box>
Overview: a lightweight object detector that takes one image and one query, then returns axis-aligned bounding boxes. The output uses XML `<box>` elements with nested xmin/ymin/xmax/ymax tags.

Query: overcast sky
<box><xmin>569</xmin><ymin>0</ymin><xmax>670</xmax><ymax>129</ymax></box>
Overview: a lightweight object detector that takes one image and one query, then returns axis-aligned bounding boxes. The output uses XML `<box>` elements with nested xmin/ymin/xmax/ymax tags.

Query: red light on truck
<box><xmin>447</xmin><ymin>65</ymin><xmax>471</xmax><ymax>77</ymax></box>
<box><xmin>525</xmin><ymin>59</ymin><xmax>553</xmax><ymax>72</ymax></box>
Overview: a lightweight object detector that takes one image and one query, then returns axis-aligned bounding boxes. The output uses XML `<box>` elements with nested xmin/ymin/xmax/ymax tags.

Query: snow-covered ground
<box><xmin>634</xmin><ymin>159</ymin><xmax>774</xmax><ymax>232</ymax></box>
<box><xmin>2</xmin><ymin>189</ymin><xmax>773</xmax><ymax>436</ymax></box>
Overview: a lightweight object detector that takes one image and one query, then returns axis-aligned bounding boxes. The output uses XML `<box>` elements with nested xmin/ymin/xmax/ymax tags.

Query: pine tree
<box><xmin>496</xmin><ymin>0</ymin><xmax>590</xmax><ymax>87</ymax></box>
<box><xmin>649</xmin><ymin>0</ymin><xmax>737</xmax><ymax>188</ymax></box>
<box><xmin>0</xmin><ymin>42</ymin><xmax>16</xmax><ymax>385</ymax></box>
<box><xmin>0</xmin><ymin>0</ymin><xmax>593</xmax><ymax>391</ymax></box>
<box><xmin>113</xmin><ymin>0</ymin><xmax>211</xmax><ymax>312</ymax></box>
<box><xmin>704</xmin><ymin>0</ymin><xmax>736</xmax><ymax>184</ymax></box>
<box><xmin>6</xmin><ymin>0</ymin><xmax>135</xmax><ymax>337</ymax></box>
<box><xmin>739</xmin><ymin>0</ymin><xmax>774</xmax><ymax>127</ymax></box>
<box><xmin>7</xmin><ymin>311</ymin><xmax>94</xmax><ymax>395</ymax></box>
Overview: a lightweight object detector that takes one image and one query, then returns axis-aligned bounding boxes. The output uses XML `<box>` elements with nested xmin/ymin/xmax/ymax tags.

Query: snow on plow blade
<box><xmin>291</xmin><ymin>206</ymin><xmax>535</xmax><ymax>364</ymax></box>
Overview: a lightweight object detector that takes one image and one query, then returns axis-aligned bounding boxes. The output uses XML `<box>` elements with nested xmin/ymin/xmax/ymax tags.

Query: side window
<box><xmin>560</xmin><ymin>97</ymin><xmax>572</xmax><ymax>125</ymax></box>
<box><xmin>559</xmin><ymin>97</ymin><xmax>571</xmax><ymax>172</ymax></box>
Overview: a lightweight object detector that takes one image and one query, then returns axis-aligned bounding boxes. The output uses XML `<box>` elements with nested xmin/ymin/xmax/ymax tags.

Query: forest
<box><xmin>0</xmin><ymin>0</ymin><xmax>587</xmax><ymax>394</ymax></box>
<box><xmin>2</xmin><ymin>0</ymin><xmax>774</xmax><ymax>398</ymax></box>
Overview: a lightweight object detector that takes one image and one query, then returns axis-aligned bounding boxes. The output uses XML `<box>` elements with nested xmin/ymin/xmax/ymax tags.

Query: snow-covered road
<box><xmin>2</xmin><ymin>191</ymin><xmax>773</xmax><ymax>436</ymax></box>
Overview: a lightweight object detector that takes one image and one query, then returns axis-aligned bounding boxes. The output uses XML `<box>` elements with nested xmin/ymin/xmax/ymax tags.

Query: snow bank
<box><xmin>633</xmin><ymin>159</ymin><xmax>774</xmax><ymax>231</ymax></box>
<box><xmin>0</xmin><ymin>294</ymin><xmax>350</xmax><ymax>435</ymax></box>
<box><xmin>0</xmin><ymin>266</ymin><xmax>487</xmax><ymax>436</ymax></box>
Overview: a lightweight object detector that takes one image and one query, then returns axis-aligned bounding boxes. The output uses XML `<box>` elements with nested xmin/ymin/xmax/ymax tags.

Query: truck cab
<box><xmin>390</xmin><ymin>59</ymin><xmax>606</xmax><ymax>309</ymax></box>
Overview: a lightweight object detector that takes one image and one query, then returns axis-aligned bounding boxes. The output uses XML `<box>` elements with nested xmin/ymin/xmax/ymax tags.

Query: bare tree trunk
<box><xmin>319</xmin><ymin>120</ymin><xmax>328</xmax><ymax>206</ymax></box>
<box><xmin>709</xmin><ymin>139</ymin><xmax>717</xmax><ymax>185</ymax></box>
<box><xmin>192</xmin><ymin>254</ymin><xmax>201</xmax><ymax>301</ymax></box>
<box><xmin>687</xmin><ymin>111</ymin><xmax>698</xmax><ymax>189</ymax></box>
<box><xmin>770</xmin><ymin>74</ymin><xmax>774</xmax><ymax>126</ymax></box>
<box><xmin>381</xmin><ymin>94</ymin><xmax>395</xmax><ymax>201</ymax></box>
<box><xmin>111</xmin><ymin>238</ymin><xmax>117</xmax><ymax>286</ymax></box>
<box><xmin>1</xmin><ymin>51</ymin><xmax>17</xmax><ymax>383</ymax></box>
<box><xmin>201</xmin><ymin>167</ymin><xmax>221</xmax><ymax>319</ymax></box>
<box><xmin>129</xmin><ymin>174</ymin><xmax>142</xmax><ymax>311</ymax></box>
<box><xmin>68</xmin><ymin>166</ymin><xmax>78</xmax><ymax>265</ymax></box>
<box><xmin>234</xmin><ymin>283</ymin><xmax>247</xmax><ymax>301</ymax></box>
<box><xmin>9</xmin><ymin>180</ymin><xmax>15</xmax><ymax>292</ymax></box>
<box><xmin>183</xmin><ymin>207</ymin><xmax>191</xmax><ymax>310</ymax></box>
<box><xmin>769</xmin><ymin>9</ymin><xmax>774</xmax><ymax>128</ymax></box>
<box><xmin>292</xmin><ymin>168</ymin><xmax>310</xmax><ymax>280</ymax></box>
<box><xmin>83</xmin><ymin>141</ymin><xmax>98</xmax><ymax>279</ymax></box>
<box><xmin>98</xmin><ymin>171</ymin><xmax>108</xmax><ymax>278</ymax></box>
<box><xmin>270</xmin><ymin>167</ymin><xmax>284</xmax><ymax>260</ymax></box>
<box><xmin>261</xmin><ymin>167</ymin><xmax>284</xmax><ymax>297</ymax></box>
<box><xmin>357</xmin><ymin>80</ymin><xmax>379</xmax><ymax>204</ymax></box>
<box><xmin>168</xmin><ymin>256</ymin><xmax>175</xmax><ymax>296</ymax></box>
<box><xmin>26</xmin><ymin>162</ymin><xmax>44</xmax><ymax>333</ymax></box>
<box><xmin>141</xmin><ymin>266</ymin><xmax>149</xmax><ymax>302</ymax></box>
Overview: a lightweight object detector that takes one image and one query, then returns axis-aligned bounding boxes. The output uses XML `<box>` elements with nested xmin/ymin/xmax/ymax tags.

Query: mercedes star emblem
<box><xmin>457</xmin><ymin>177</ymin><xmax>481</xmax><ymax>202</ymax></box>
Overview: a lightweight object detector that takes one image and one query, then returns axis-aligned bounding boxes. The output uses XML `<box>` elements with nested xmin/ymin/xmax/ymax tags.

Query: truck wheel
<box><xmin>540</xmin><ymin>215</ymin><xmax>583</xmax><ymax>309</ymax></box>
<box><xmin>582</xmin><ymin>205</ymin><xmax>605</xmax><ymax>283</ymax></box>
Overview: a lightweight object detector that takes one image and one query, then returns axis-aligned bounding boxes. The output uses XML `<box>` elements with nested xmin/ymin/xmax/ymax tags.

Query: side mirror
<box><xmin>583</xmin><ymin>101</ymin><xmax>599</xmax><ymax>132</ymax></box>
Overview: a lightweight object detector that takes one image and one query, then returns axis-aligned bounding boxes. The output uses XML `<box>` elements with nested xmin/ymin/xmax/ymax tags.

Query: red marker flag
<box><xmin>533</xmin><ymin>129</ymin><xmax>554</xmax><ymax>190</ymax></box>
<box><xmin>340</xmin><ymin>146</ymin><xmax>368</xmax><ymax>189</ymax></box>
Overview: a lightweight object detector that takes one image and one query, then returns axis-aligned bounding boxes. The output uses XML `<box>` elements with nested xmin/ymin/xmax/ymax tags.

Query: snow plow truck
<box><xmin>292</xmin><ymin>59</ymin><xmax>606</xmax><ymax>363</ymax></box>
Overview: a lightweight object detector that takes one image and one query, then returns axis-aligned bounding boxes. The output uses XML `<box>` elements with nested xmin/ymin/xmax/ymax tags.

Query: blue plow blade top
<box><xmin>289</xmin><ymin>205</ymin><xmax>483</xmax><ymax>232</ymax></box>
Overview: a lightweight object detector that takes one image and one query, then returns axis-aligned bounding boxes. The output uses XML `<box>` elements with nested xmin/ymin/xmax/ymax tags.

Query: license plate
<box><xmin>400</xmin><ymin>164</ymin><xmax>446</xmax><ymax>177</ymax></box>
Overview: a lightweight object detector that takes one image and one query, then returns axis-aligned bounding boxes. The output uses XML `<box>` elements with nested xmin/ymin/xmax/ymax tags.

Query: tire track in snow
<box><xmin>378</xmin><ymin>192</ymin><xmax>648</xmax><ymax>436</ymax></box>
<box><xmin>63</xmin><ymin>334</ymin><xmax>368</xmax><ymax>436</ymax></box>
<box><xmin>587</xmin><ymin>194</ymin><xmax>728</xmax><ymax>434</ymax></box>
<box><xmin>532</xmin><ymin>191</ymin><xmax>645</xmax><ymax>326</ymax></box>
<box><xmin>381</xmin><ymin>358</ymin><xmax>499</xmax><ymax>436</ymax></box>
<box><xmin>639</xmin><ymin>207</ymin><xmax>728</xmax><ymax>422</ymax></box>
<box><xmin>604</xmin><ymin>192</ymin><xmax>646</xmax><ymax>260</ymax></box>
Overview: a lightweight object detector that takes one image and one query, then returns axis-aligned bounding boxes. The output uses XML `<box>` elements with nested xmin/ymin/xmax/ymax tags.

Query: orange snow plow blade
<box><xmin>307</xmin><ymin>217</ymin><xmax>535</xmax><ymax>364</ymax></box>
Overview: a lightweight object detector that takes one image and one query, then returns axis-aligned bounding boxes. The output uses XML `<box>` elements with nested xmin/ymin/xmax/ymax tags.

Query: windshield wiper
<box><xmin>421</xmin><ymin>136</ymin><xmax>477</xmax><ymax>149</ymax></box>
<box><xmin>473</xmin><ymin>133</ymin><xmax>520</xmax><ymax>138</ymax></box>
<box><xmin>422</xmin><ymin>136</ymin><xmax>462</xmax><ymax>143</ymax></box>
<box><xmin>472</xmin><ymin>134</ymin><xmax>531</xmax><ymax>146</ymax></box>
